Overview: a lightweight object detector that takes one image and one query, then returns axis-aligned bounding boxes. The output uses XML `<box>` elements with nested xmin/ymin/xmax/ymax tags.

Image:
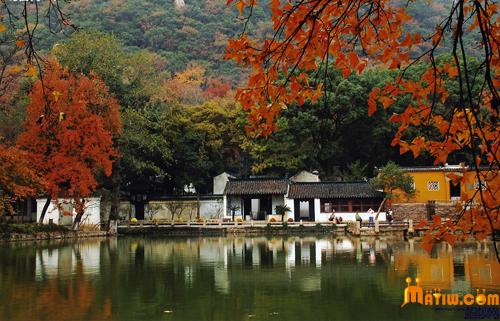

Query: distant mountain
<box><xmin>35</xmin><ymin>0</ymin><xmax>478</xmax><ymax>81</ymax></box>
<box><xmin>37</xmin><ymin>0</ymin><xmax>271</xmax><ymax>80</ymax></box>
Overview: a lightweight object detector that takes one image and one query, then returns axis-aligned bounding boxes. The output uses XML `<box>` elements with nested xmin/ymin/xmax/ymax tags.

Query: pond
<box><xmin>0</xmin><ymin>236</ymin><xmax>498</xmax><ymax>321</ymax></box>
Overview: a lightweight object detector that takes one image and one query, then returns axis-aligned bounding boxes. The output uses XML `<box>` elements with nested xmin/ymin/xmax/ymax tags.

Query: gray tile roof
<box><xmin>224</xmin><ymin>178</ymin><xmax>289</xmax><ymax>195</ymax></box>
<box><xmin>399</xmin><ymin>165</ymin><xmax>492</xmax><ymax>173</ymax></box>
<box><xmin>403</xmin><ymin>165</ymin><xmax>466</xmax><ymax>172</ymax></box>
<box><xmin>288</xmin><ymin>181</ymin><xmax>383</xmax><ymax>199</ymax></box>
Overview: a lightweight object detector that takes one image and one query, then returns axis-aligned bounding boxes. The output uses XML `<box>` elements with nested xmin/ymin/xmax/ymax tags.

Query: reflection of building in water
<box><xmin>334</xmin><ymin>238</ymin><xmax>354</xmax><ymax>253</ymax></box>
<box><xmin>394</xmin><ymin>250</ymin><xmax>454</xmax><ymax>290</ymax></box>
<box><xmin>465</xmin><ymin>255</ymin><xmax>500</xmax><ymax>290</ymax></box>
<box><xmin>77</xmin><ymin>242</ymin><xmax>101</xmax><ymax>275</ymax></box>
<box><xmin>35</xmin><ymin>241</ymin><xmax>102</xmax><ymax>279</ymax></box>
<box><xmin>393</xmin><ymin>243</ymin><xmax>500</xmax><ymax>291</ymax></box>
<box><xmin>214</xmin><ymin>265</ymin><xmax>230</xmax><ymax>294</ymax></box>
<box><xmin>35</xmin><ymin>248</ymin><xmax>61</xmax><ymax>280</ymax></box>
<box><xmin>285</xmin><ymin>238</ymin><xmax>347</xmax><ymax>270</ymax></box>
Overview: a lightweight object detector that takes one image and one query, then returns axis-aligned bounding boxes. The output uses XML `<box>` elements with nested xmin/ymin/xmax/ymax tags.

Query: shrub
<box><xmin>0</xmin><ymin>223</ymin><xmax>69</xmax><ymax>234</ymax></box>
<box><xmin>269</xmin><ymin>217</ymin><xmax>277</xmax><ymax>223</ymax></box>
<box><xmin>287</xmin><ymin>218</ymin><xmax>294</xmax><ymax>223</ymax></box>
<box><xmin>131</xmin><ymin>218</ymin><xmax>138</xmax><ymax>224</ymax></box>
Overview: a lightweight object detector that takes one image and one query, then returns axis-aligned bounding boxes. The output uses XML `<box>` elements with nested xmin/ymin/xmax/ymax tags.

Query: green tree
<box><xmin>341</xmin><ymin>161</ymin><xmax>369</xmax><ymax>181</ymax></box>
<box><xmin>371</xmin><ymin>161</ymin><xmax>415</xmax><ymax>218</ymax></box>
<box><xmin>52</xmin><ymin>30</ymin><xmax>169</xmax><ymax>109</ymax></box>
<box><xmin>246</xmin><ymin>67</ymin><xmax>430</xmax><ymax>178</ymax></box>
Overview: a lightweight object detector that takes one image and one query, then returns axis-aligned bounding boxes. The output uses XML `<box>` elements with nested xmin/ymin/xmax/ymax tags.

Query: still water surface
<box><xmin>0</xmin><ymin>236</ymin><xmax>498</xmax><ymax>321</ymax></box>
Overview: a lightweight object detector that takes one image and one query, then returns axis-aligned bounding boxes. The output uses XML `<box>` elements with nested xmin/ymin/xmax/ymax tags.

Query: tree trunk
<box><xmin>108</xmin><ymin>165</ymin><xmax>121</xmax><ymax>230</ymax></box>
<box><xmin>39</xmin><ymin>197</ymin><xmax>51</xmax><ymax>224</ymax></box>
<box><xmin>72</xmin><ymin>212</ymin><xmax>82</xmax><ymax>231</ymax></box>
<box><xmin>375</xmin><ymin>198</ymin><xmax>387</xmax><ymax>220</ymax></box>
<box><xmin>72</xmin><ymin>198</ymin><xmax>85</xmax><ymax>231</ymax></box>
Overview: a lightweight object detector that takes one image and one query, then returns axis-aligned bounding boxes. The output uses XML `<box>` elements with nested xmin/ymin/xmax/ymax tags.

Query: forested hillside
<box><xmin>37</xmin><ymin>0</ymin><xmax>272</xmax><ymax>80</ymax></box>
<box><xmin>33</xmin><ymin>0</ymin><xmax>468</xmax><ymax>81</ymax></box>
<box><xmin>0</xmin><ymin>0</ymin><xmax>482</xmax><ymax>199</ymax></box>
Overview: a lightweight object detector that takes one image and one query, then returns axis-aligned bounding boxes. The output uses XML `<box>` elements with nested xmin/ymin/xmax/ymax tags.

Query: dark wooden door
<box><xmin>243</xmin><ymin>197</ymin><xmax>251</xmax><ymax>218</ymax></box>
<box><xmin>294</xmin><ymin>199</ymin><xmax>300</xmax><ymax>221</ymax></box>
<box><xmin>260</xmin><ymin>197</ymin><xmax>272</xmax><ymax>219</ymax></box>
<box><xmin>134</xmin><ymin>203</ymin><xmax>145</xmax><ymax>220</ymax></box>
<box><xmin>308</xmin><ymin>199</ymin><xmax>315</xmax><ymax>221</ymax></box>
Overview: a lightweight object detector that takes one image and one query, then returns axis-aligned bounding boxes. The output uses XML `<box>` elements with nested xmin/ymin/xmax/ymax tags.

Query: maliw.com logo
<box><xmin>401</xmin><ymin>277</ymin><xmax>499</xmax><ymax>319</ymax></box>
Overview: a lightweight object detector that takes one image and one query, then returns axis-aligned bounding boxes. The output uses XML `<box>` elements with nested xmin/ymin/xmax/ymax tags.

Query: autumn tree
<box><xmin>203</xmin><ymin>78</ymin><xmax>232</xmax><ymax>99</ymax></box>
<box><xmin>0</xmin><ymin>145</ymin><xmax>42</xmax><ymax>218</ymax></box>
<box><xmin>53</xmin><ymin>30</ymin><xmax>170</xmax><ymax>223</ymax></box>
<box><xmin>226</xmin><ymin>0</ymin><xmax>499</xmax><ymax>258</ymax></box>
<box><xmin>17</xmin><ymin>61</ymin><xmax>121</xmax><ymax>230</ymax></box>
<box><xmin>162</xmin><ymin>63</ymin><xmax>206</xmax><ymax>105</ymax></box>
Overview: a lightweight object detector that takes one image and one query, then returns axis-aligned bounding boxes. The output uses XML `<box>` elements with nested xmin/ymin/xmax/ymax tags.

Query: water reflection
<box><xmin>0</xmin><ymin>236</ymin><xmax>498</xmax><ymax>321</ymax></box>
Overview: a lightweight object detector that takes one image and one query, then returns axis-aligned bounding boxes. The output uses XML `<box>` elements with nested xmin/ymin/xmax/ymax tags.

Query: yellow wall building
<box><xmin>393</xmin><ymin>165</ymin><xmax>497</xmax><ymax>204</ymax></box>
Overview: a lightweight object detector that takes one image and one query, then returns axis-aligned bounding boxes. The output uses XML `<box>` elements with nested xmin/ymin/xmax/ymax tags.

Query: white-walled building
<box><xmin>223</xmin><ymin>177</ymin><xmax>289</xmax><ymax>220</ymax></box>
<box><xmin>118</xmin><ymin>170</ymin><xmax>386</xmax><ymax>222</ymax></box>
<box><xmin>36</xmin><ymin>197</ymin><xmax>101</xmax><ymax>226</ymax></box>
<box><xmin>223</xmin><ymin>172</ymin><xmax>386</xmax><ymax>222</ymax></box>
<box><xmin>286</xmin><ymin>181</ymin><xmax>386</xmax><ymax>222</ymax></box>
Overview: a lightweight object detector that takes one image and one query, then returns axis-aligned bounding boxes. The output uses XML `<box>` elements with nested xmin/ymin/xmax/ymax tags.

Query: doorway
<box><xmin>449</xmin><ymin>181</ymin><xmax>461</xmax><ymax>199</ymax></box>
<box><xmin>294</xmin><ymin>199</ymin><xmax>315</xmax><ymax>221</ymax></box>
<box><xmin>133</xmin><ymin>203</ymin><xmax>145</xmax><ymax>220</ymax></box>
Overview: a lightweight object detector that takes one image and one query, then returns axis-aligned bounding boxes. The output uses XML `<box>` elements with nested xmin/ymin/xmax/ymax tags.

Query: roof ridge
<box><xmin>228</xmin><ymin>177</ymin><xmax>288</xmax><ymax>181</ymax></box>
<box><xmin>291</xmin><ymin>180</ymin><xmax>370</xmax><ymax>184</ymax></box>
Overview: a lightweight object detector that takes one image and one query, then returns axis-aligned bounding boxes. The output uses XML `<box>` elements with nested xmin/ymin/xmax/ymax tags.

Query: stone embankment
<box><xmin>1</xmin><ymin>230</ymin><xmax>111</xmax><ymax>242</ymax></box>
<box><xmin>118</xmin><ymin>222</ymin><xmax>347</xmax><ymax>236</ymax></box>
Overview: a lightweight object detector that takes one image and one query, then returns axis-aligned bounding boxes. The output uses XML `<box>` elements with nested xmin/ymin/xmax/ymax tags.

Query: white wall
<box><xmin>144</xmin><ymin>199</ymin><xmax>224</xmax><ymax>220</ymax></box>
<box><xmin>284</xmin><ymin>197</ymin><xmax>295</xmax><ymax>221</ymax></box>
<box><xmin>283</xmin><ymin>197</ymin><xmax>387</xmax><ymax>222</ymax></box>
<box><xmin>36</xmin><ymin>197</ymin><xmax>101</xmax><ymax>226</ymax></box>
<box><xmin>290</xmin><ymin>170</ymin><xmax>320</xmax><ymax>182</ymax></box>
<box><xmin>200</xmin><ymin>199</ymin><xmax>224</xmax><ymax>219</ymax></box>
<box><xmin>328</xmin><ymin>212</ymin><xmax>386</xmax><ymax>222</ymax></box>
<box><xmin>314</xmin><ymin>199</ymin><xmax>321</xmax><ymax>221</ymax></box>
<box><xmin>213</xmin><ymin>172</ymin><xmax>233</xmax><ymax>195</ymax></box>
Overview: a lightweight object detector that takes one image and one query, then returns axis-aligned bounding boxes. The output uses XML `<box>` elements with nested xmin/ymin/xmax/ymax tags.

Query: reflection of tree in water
<box><xmin>0</xmin><ymin>243</ymin><xmax>114</xmax><ymax>321</ymax></box>
<box><xmin>2</xmin><ymin>237</ymin><xmax>496</xmax><ymax>321</ymax></box>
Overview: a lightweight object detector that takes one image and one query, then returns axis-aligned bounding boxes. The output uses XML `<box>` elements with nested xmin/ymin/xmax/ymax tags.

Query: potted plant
<box><xmin>275</xmin><ymin>205</ymin><xmax>291</xmax><ymax>222</ymax></box>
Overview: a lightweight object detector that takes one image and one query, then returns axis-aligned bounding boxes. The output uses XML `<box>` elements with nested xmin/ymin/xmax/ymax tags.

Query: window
<box><xmin>427</xmin><ymin>181</ymin><xmax>440</xmax><ymax>191</ymax></box>
<box><xmin>339</xmin><ymin>199</ymin><xmax>350</xmax><ymax>212</ymax></box>
<box><xmin>474</xmin><ymin>180</ymin><xmax>487</xmax><ymax>190</ymax></box>
<box><xmin>351</xmin><ymin>199</ymin><xmax>362</xmax><ymax>212</ymax></box>
<box><xmin>320</xmin><ymin>199</ymin><xmax>334</xmax><ymax>213</ymax></box>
